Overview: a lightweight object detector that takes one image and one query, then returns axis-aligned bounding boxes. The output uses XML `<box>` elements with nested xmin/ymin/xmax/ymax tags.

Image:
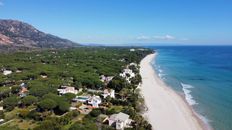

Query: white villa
<box><xmin>57</xmin><ymin>86</ymin><xmax>78</xmax><ymax>95</ymax></box>
<box><xmin>19</xmin><ymin>83</ymin><xmax>28</xmax><ymax>97</ymax></box>
<box><xmin>3</xmin><ymin>70</ymin><xmax>12</xmax><ymax>76</ymax></box>
<box><xmin>129</xmin><ymin>62</ymin><xmax>138</xmax><ymax>67</ymax></box>
<box><xmin>20</xmin><ymin>83</ymin><xmax>27</xmax><ymax>87</ymax></box>
<box><xmin>108</xmin><ymin>112</ymin><xmax>133</xmax><ymax>130</ymax></box>
<box><xmin>72</xmin><ymin>95</ymin><xmax>102</xmax><ymax>108</ymax></box>
<box><xmin>138</xmin><ymin>48</ymin><xmax>146</xmax><ymax>51</ymax></box>
<box><xmin>0</xmin><ymin>106</ymin><xmax>3</xmax><ymax>111</ymax></box>
<box><xmin>40</xmin><ymin>74</ymin><xmax>48</xmax><ymax>78</ymax></box>
<box><xmin>100</xmin><ymin>75</ymin><xmax>114</xmax><ymax>83</ymax></box>
<box><xmin>69</xmin><ymin>107</ymin><xmax>77</xmax><ymax>111</ymax></box>
<box><xmin>88</xmin><ymin>95</ymin><xmax>102</xmax><ymax>108</ymax></box>
<box><xmin>0</xmin><ymin>119</ymin><xmax>4</xmax><ymax>123</ymax></box>
<box><xmin>102</xmin><ymin>89</ymin><xmax>115</xmax><ymax>98</ymax></box>
<box><xmin>120</xmin><ymin>68</ymin><xmax>135</xmax><ymax>83</ymax></box>
<box><xmin>16</xmin><ymin>69</ymin><xmax>22</xmax><ymax>73</ymax></box>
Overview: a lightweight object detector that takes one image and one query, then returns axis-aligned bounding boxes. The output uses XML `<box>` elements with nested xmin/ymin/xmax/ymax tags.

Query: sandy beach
<box><xmin>140</xmin><ymin>53</ymin><xmax>205</xmax><ymax>130</ymax></box>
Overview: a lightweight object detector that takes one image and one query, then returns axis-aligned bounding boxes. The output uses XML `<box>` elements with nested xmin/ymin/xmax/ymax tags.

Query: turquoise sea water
<box><xmin>148</xmin><ymin>46</ymin><xmax>232</xmax><ymax>130</ymax></box>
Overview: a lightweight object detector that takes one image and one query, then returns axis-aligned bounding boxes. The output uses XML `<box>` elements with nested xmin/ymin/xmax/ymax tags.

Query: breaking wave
<box><xmin>181</xmin><ymin>83</ymin><xmax>198</xmax><ymax>106</ymax></box>
<box><xmin>181</xmin><ymin>83</ymin><xmax>211</xmax><ymax>128</ymax></box>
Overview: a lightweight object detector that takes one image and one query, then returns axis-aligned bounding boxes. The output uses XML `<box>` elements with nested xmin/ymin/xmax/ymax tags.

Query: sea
<box><xmin>148</xmin><ymin>46</ymin><xmax>232</xmax><ymax>130</ymax></box>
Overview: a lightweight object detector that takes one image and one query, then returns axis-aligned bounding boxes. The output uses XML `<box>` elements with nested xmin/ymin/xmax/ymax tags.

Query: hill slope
<box><xmin>0</xmin><ymin>19</ymin><xmax>79</xmax><ymax>50</ymax></box>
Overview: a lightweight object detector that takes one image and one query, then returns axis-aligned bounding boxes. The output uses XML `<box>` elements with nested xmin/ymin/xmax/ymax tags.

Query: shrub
<box><xmin>34</xmin><ymin>120</ymin><xmax>61</xmax><ymax>130</ymax></box>
<box><xmin>89</xmin><ymin>108</ymin><xmax>102</xmax><ymax>117</ymax></box>
<box><xmin>27</xmin><ymin>110</ymin><xmax>41</xmax><ymax>121</ymax></box>
<box><xmin>19</xmin><ymin>109</ymin><xmax>30</xmax><ymax>119</ymax></box>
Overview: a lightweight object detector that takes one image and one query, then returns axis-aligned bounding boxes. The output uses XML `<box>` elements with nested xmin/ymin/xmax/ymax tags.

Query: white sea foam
<box><xmin>157</xmin><ymin>68</ymin><xmax>166</xmax><ymax>79</ymax></box>
<box><xmin>157</xmin><ymin>68</ymin><xmax>163</xmax><ymax>78</ymax></box>
<box><xmin>181</xmin><ymin>83</ymin><xmax>198</xmax><ymax>106</ymax></box>
<box><xmin>180</xmin><ymin>84</ymin><xmax>213</xmax><ymax>128</ymax></box>
<box><xmin>158</xmin><ymin>68</ymin><xmax>163</xmax><ymax>73</ymax></box>
<box><xmin>197</xmin><ymin>112</ymin><xmax>211</xmax><ymax>124</ymax></box>
<box><xmin>158</xmin><ymin>73</ymin><xmax>166</xmax><ymax>79</ymax></box>
<box><xmin>158</xmin><ymin>73</ymin><xmax>162</xmax><ymax>78</ymax></box>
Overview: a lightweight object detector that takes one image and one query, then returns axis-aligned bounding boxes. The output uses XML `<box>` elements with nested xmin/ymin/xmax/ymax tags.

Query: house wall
<box><xmin>108</xmin><ymin>119</ymin><xmax>115</xmax><ymax>126</ymax></box>
<box><xmin>116</xmin><ymin>121</ymin><xmax>124</xmax><ymax>130</ymax></box>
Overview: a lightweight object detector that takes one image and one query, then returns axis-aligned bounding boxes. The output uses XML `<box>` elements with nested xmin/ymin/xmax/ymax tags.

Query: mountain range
<box><xmin>0</xmin><ymin>19</ymin><xmax>79</xmax><ymax>51</ymax></box>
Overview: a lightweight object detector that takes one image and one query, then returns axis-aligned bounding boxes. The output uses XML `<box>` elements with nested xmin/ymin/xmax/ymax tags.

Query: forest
<box><xmin>0</xmin><ymin>47</ymin><xmax>153</xmax><ymax>130</ymax></box>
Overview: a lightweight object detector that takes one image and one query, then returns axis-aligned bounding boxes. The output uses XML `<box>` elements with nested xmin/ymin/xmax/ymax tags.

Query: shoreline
<box><xmin>140</xmin><ymin>53</ymin><xmax>208</xmax><ymax>130</ymax></box>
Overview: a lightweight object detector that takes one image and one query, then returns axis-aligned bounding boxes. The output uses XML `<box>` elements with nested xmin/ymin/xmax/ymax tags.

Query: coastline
<box><xmin>140</xmin><ymin>53</ymin><xmax>207</xmax><ymax>130</ymax></box>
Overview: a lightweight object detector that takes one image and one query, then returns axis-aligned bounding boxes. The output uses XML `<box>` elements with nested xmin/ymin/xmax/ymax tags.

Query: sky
<box><xmin>0</xmin><ymin>0</ymin><xmax>232</xmax><ymax>45</ymax></box>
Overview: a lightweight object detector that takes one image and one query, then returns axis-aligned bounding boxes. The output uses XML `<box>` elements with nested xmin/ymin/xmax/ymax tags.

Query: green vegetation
<box><xmin>21</xmin><ymin>95</ymin><xmax>37</xmax><ymax>106</ymax></box>
<box><xmin>0</xmin><ymin>47</ymin><xmax>153</xmax><ymax>130</ymax></box>
<box><xmin>3</xmin><ymin>96</ymin><xmax>19</xmax><ymax>111</ymax></box>
<box><xmin>38</xmin><ymin>99</ymin><xmax>57</xmax><ymax>110</ymax></box>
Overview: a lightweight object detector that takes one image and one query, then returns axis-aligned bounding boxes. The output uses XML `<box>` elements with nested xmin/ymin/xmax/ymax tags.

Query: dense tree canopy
<box><xmin>30</xmin><ymin>86</ymin><xmax>53</xmax><ymax>97</ymax></box>
<box><xmin>42</xmin><ymin>93</ymin><xmax>70</xmax><ymax>113</ymax></box>
<box><xmin>63</xmin><ymin>93</ymin><xmax>76</xmax><ymax>102</ymax></box>
<box><xmin>0</xmin><ymin>87</ymin><xmax>11</xmax><ymax>100</ymax></box>
<box><xmin>89</xmin><ymin>108</ymin><xmax>102</xmax><ymax>117</ymax></box>
<box><xmin>22</xmin><ymin>95</ymin><xmax>38</xmax><ymax>106</ymax></box>
<box><xmin>108</xmin><ymin>76</ymin><xmax>128</xmax><ymax>92</ymax></box>
<box><xmin>38</xmin><ymin>99</ymin><xmax>57</xmax><ymax>110</ymax></box>
<box><xmin>0</xmin><ymin>47</ymin><xmax>153</xmax><ymax>130</ymax></box>
<box><xmin>3</xmin><ymin>96</ymin><xmax>18</xmax><ymax>111</ymax></box>
<box><xmin>0</xmin><ymin>47</ymin><xmax>152</xmax><ymax>91</ymax></box>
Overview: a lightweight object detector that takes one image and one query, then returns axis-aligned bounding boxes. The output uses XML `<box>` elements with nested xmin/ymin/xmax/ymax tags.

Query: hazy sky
<box><xmin>0</xmin><ymin>0</ymin><xmax>232</xmax><ymax>45</ymax></box>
